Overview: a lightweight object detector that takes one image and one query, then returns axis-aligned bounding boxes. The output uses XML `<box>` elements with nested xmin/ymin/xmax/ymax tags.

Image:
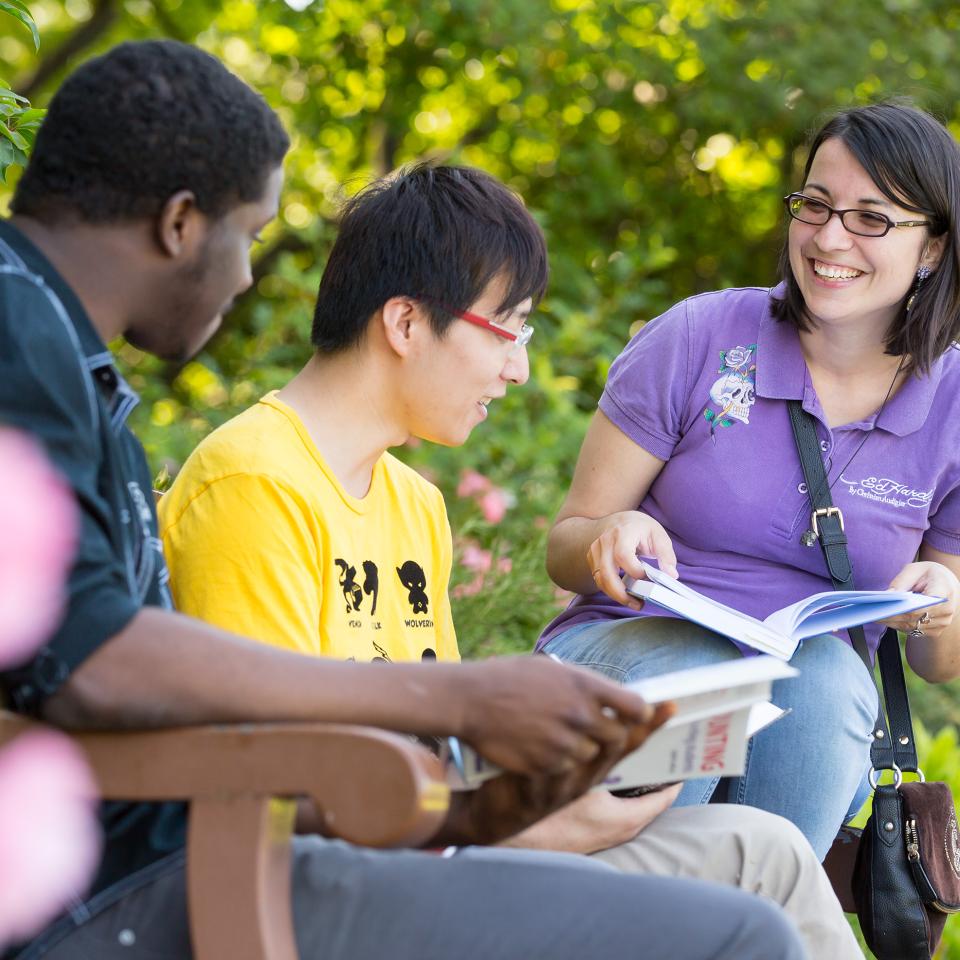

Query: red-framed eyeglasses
<box><xmin>420</xmin><ymin>298</ymin><xmax>534</xmax><ymax>352</ymax></box>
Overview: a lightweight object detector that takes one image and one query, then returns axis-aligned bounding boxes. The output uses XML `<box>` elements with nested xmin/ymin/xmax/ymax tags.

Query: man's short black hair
<box><xmin>311</xmin><ymin>163</ymin><xmax>549</xmax><ymax>352</ymax></box>
<box><xmin>12</xmin><ymin>40</ymin><xmax>289</xmax><ymax>224</ymax></box>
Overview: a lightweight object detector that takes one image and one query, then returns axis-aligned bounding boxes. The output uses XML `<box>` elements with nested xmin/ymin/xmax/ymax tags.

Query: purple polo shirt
<box><xmin>538</xmin><ymin>285</ymin><xmax>960</xmax><ymax>659</ymax></box>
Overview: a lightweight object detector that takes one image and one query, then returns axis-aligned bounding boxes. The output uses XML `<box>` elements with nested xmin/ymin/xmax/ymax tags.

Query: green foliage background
<box><xmin>3</xmin><ymin>3</ymin><xmax>960</xmax><ymax>951</ymax></box>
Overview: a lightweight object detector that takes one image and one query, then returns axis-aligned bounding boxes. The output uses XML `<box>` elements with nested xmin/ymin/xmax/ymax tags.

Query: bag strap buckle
<box><xmin>810</xmin><ymin>506</ymin><xmax>844</xmax><ymax>539</ymax></box>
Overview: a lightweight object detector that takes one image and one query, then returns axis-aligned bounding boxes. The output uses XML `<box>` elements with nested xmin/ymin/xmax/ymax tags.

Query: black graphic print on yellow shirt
<box><xmin>396</xmin><ymin>560</ymin><xmax>429</xmax><ymax>614</ymax></box>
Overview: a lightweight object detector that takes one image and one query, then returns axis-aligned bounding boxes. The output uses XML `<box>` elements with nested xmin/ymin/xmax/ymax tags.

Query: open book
<box><xmin>624</xmin><ymin>562</ymin><xmax>942</xmax><ymax>660</ymax></box>
<box><xmin>443</xmin><ymin>655</ymin><xmax>797</xmax><ymax>792</ymax></box>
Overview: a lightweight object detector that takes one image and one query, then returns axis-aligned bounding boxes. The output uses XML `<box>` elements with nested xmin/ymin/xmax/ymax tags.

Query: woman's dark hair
<box><xmin>12</xmin><ymin>40</ymin><xmax>289</xmax><ymax>224</ymax></box>
<box><xmin>311</xmin><ymin>162</ymin><xmax>548</xmax><ymax>352</ymax></box>
<box><xmin>773</xmin><ymin>101</ymin><xmax>960</xmax><ymax>373</ymax></box>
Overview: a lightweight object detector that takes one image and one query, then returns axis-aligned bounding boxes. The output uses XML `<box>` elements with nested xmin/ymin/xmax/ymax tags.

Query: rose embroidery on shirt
<box><xmin>703</xmin><ymin>343</ymin><xmax>757</xmax><ymax>439</ymax></box>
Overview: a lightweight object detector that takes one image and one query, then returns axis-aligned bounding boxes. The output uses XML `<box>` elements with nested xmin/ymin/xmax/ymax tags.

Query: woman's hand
<box><xmin>586</xmin><ymin>511</ymin><xmax>678</xmax><ymax>610</ymax></box>
<box><xmin>883</xmin><ymin>561</ymin><xmax>960</xmax><ymax>641</ymax></box>
<box><xmin>545</xmin><ymin>410</ymin><xmax>671</xmax><ymax>596</ymax></box>
<box><xmin>884</xmin><ymin>550</ymin><xmax>960</xmax><ymax>682</ymax></box>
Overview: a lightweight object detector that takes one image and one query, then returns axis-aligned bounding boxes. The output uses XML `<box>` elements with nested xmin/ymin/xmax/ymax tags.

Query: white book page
<box><xmin>639</xmin><ymin>562</ymin><xmax>760</xmax><ymax>624</ymax></box>
<box><xmin>747</xmin><ymin>701</ymin><xmax>788</xmax><ymax>736</ymax></box>
<box><xmin>630</xmin><ymin>580</ymin><xmax>793</xmax><ymax>657</ymax></box>
<box><xmin>626</xmin><ymin>655</ymin><xmax>797</xmax><ymax>705</ymax></box>
<box><xmin>630</xmin><ymin>564</ymin><xmax>794</xmax><ymax>656</ymax></box>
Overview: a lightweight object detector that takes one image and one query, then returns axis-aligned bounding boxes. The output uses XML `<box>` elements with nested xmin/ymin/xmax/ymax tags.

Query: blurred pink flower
<box><xmin>0</xmin><ymin>731</ymin><xmax>101</xmax><ymax>947</ymax></box>
<box><xmin>457</xmin><ymin>469</ymin><xmax>491</xmax><ymax>499</ymax></box>
<box><xmin>452</xmin><ymin>574</ymin><xmax>485</xmax><ymax>599</ymax></box>
<box><xmin>0</xmin><ymin>430</ymin><xmax>98</xmax><ymax>950</ymax></box>
<box><xmin>497</xmin><ymin>557</ymin><xmax>513</xmax><ymax>574</ymax></box>
<box><xmin>478</xmin><ymin>489</ymin><xmax>509</xmax><ymax>525</ymax></box>
<box><xmin>460</xmin><ymin>543</ymin><xmax>492</xmax><ymax>573</ymax></box>
<box><xmin>0</xmin><ymin>430</ymin><xmax>77</xmax><ymax>668</ymax></box>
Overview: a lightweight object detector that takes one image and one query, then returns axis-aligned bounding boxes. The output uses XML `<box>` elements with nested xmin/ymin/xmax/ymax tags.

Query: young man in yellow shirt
<box><xmin>159</xmin><ymin>165</ymin><xmax>534</xmax><ymax>664</ymax></box>
<box><xmin>160</xmin><ymin>163</ymin><xmax>860</xmax><ymax>959</ymax></box>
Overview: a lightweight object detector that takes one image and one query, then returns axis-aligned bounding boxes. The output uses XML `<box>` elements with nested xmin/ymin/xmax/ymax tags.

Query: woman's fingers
<box><xmin>885</xmin><ymin>561</ymin><xmax>958</xmax><ymax>637</ymax></box>
<box><xmin>587</xmin><ymin>517</ymin><xmax>676</xmax><ymax>608</ymax></box>
<box><xmin>587</xmin><ymin>539</ymin><xmax>636</xmax><ymax>606</ymax></box>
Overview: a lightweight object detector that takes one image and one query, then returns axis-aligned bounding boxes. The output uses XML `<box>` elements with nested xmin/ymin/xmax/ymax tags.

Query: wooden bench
<box><xmin>0</xmin><ymin>710</ymin><xmax>449</xmax><ymax>960</ymax></box>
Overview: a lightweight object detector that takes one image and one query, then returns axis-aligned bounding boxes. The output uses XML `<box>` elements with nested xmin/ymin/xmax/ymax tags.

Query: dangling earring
<box><xmin>906</xmin><ymin>264</ymin><xmax>933</xmax><ymax>312</ymax></box>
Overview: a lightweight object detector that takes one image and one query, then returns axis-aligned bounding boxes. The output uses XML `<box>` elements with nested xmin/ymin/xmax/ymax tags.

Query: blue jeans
<box><xmin>545</xmin><ymin>617</ymin><xmax>879</xmax><ymax>860</ymax></box>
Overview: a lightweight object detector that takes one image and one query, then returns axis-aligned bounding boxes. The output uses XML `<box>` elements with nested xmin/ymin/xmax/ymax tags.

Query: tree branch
<box><xmin>20</xmin><ymin>0</ymin><xmax>118</xmax><ymax>100</ymax></box>
<box><xmin>148</xmin><ymin>0</ymin><xmax>190</xmax><ymax>42</ymax></box>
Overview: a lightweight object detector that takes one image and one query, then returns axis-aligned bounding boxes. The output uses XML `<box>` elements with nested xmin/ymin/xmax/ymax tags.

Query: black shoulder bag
<box><xmin>789</xmin><ymin>400</ymin><xmax>960</xmax><ymax>960</ymax></box>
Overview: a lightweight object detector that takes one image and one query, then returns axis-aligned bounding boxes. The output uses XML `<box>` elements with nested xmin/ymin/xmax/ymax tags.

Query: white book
<box><xmin>443</xmin><ymin>655</ymin><xmax>797</xmax><ymax>792</ymax></box>
<box><xmin>624</xmin><ymin>562</ymin><xmax>941</xmax><ymax>660</ymax></box>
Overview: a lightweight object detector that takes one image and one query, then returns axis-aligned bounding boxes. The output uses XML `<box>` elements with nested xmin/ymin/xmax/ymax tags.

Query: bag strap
<box><xmin>875</xmin><ymin>625</ymin><xmax>921</xmax><ymax>774</ymax></box>
<box><xmin>787</xmin><ymin>400</ymin><xmax>920</xmax><ymax>774</ymax></box>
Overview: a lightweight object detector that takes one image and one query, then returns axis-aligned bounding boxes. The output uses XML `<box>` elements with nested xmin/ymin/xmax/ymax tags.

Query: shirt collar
<box><xmin>0</xmin><ymin>219</ymin><xmax>140</xmax><ymax>430</ymax></box>
<box><xmin>878</xmin><ymin>353</ymin><xmax>948</xmax><ymax>437</ymax></box>
<box><xmin>755</xmin><ymin>284</ymin><xmax>807</xmax><ymax>402</ymax></box>
<box><xmin>755</xmin><ymin>281</ymin><xmax>946</xmax><ymax>437</ymax></box>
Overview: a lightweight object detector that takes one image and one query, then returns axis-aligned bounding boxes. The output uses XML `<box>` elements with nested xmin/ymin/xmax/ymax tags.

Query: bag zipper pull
<box><xmin>906</xmin><ymin>818</ymin><xmax>920</xmax><ymax>861</ymax></box>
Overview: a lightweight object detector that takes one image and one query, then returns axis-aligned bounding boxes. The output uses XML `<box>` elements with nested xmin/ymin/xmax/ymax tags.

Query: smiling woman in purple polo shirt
<box><xmin>540</xmin><ymin>101</ymin><xmax>960</xmax><ymax>859</ymax></box>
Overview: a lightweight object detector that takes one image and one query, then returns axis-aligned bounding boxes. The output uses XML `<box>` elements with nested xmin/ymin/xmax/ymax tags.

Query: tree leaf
<box><xmin>0</xmin><ymin>2</ymin><xmax>40</xmax><ymax>51</ymax></box>
<box><xmin>0</xmin><ymin>138</ymin><xmax>14</xmax><ymax>181</ymax></box>
<box><xmin>0</xmin><ymin>121</ymin><xmax>28</xmax><ymax>150</ymax></box>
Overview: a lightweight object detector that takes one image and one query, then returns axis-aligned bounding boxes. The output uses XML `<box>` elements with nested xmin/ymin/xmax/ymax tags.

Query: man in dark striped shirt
<box><xmin>0</xmin><ymin>39</ymin><xmax>805</xmax><ymax>960</ymax></box>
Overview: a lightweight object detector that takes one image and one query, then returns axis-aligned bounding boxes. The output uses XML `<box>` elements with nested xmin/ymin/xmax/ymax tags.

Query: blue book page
<box><xmin>635</xmin><ymin>562</ymin><xmax>941</xmax><ymax>650</ymax></box>
<box><xmin>762</xmin><ymin>591</ymin><xmax>941</xmax><ymax>639</ymax></box>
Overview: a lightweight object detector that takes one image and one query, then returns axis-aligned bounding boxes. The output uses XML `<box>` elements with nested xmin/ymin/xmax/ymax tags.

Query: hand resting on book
<box><xmin>497</xmin><ymin>782</ymin><xmax>682</xmax><ymax>855</ymax></box>
<box><xmin>884</xmin><ymin>560</ymin><xmax>959</xmax><ymax>640</ymax></box>
<box><xmin>434</xmin><ymin>701</ymin><xmax>676</xmax><ymax>848</ymax></box>
<box><xmin>885</xmin><ymin>555</ymin><xmax>960</xmax><ymax>683</ymax></box>
<box><xmin>583</xmin><ymin>510</ymin><xmax>678</xmax><ymax>610</ymax></box>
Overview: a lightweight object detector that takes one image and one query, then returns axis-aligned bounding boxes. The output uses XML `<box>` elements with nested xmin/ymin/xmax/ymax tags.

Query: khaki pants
<box><xmin>591</xmin><ymin>804</ymin><xmax>862</xmax><ymax>960</ymax></box>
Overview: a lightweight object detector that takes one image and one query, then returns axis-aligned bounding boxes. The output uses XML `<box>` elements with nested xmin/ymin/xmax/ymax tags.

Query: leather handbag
<box><xmin>789</xmin><ymin>400</ymin><xmax>960</xmax><ymax>960</ymax></box>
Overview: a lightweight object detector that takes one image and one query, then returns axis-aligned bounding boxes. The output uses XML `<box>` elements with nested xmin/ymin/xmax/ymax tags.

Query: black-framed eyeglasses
<box><xmin>783</xmin><ymin>193</ymin><xmax>931</xmax><ymax>238</ymax></box>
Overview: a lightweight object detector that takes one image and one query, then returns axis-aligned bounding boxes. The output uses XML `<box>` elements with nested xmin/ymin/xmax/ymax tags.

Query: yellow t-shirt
<box><xmin>159</xmin><ymin>392</ymin><xmax>458</xmax><ymax>664</ymax></box>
